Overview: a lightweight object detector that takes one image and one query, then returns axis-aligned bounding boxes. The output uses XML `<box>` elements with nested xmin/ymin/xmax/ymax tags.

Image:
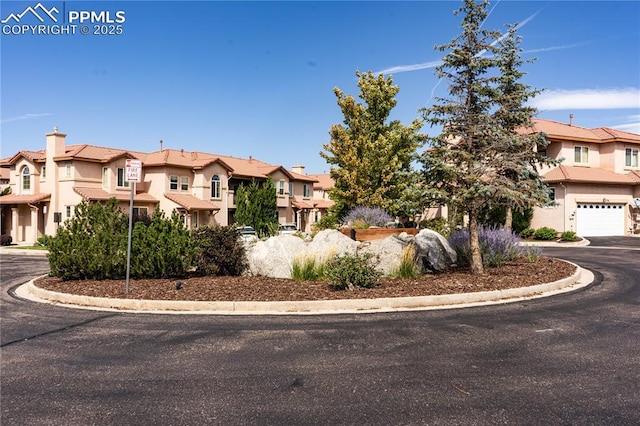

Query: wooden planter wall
<box><xmin>340</xmin><ymin>228</ymin><xmax>419</xmax><ymax>242</ymax></box>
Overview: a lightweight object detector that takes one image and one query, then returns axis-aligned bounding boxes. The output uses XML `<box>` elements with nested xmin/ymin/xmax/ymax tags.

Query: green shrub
<box><xmin>47</xmin><ymin>199</ymin><xmax>129</xmax><ymax>280</ymax></box>
<box><xmin>390</xmin><ymin>245</ymin><xmax>419</xmax><ymax>278</ymax></box>
<box><xmin>291</xmin><ymin>256</ymin><xmax>326</xmax><ymax>281</ymax></box>
<box><xmin>519</xmin><ymin>228</ymin><xmax>535</xmax><ymax>239</ymax></box>
<box><xmin>533</xmin><ymin>227</ymin><xmax>557</xmax><ymax>241</ymax></box>
<box><xmin>419</xmin><ymin>218</ymin><xmax>451</xmax><ymax>237</ymax></box>
<box><xmin>478</xmin><ymin>206</ymin><xmax>533</xmax><ymax>235</ymax></box>
<box><xmin>560</xmin><ymin>231</ymin><xmax>578</xmax><ymax>241</ymax></box>
<box><xmin>192</xmin><ymin>225</ymin><xmax>247</xmax><ymax>276</ymax></box>
<box><xmin>314</xmin><ymin>213</ymin><xmax>338</xmax><ymax>231</ymax></box>
<box><xmin>325</xmin><ymin>253</ymin><xmax>381</xmax><ymax>290</ymax></box>
<box><xmin>129</xmin><ymin>209</ymin><xmax>196</xmax><ymax>279</ymax></box>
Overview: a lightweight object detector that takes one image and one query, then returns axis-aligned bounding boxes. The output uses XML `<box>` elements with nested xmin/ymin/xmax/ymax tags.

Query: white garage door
<box><xmin>576</xmin><ymin>203</ymin><xmax>625</xmax><ymax>236</ymax></box>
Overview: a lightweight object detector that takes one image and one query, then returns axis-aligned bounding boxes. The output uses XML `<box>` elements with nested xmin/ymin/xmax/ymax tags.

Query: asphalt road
<box><xmin>1</xmin><ymin>238</ymin><xmax>638</xmax><ymax>425</ymax></box>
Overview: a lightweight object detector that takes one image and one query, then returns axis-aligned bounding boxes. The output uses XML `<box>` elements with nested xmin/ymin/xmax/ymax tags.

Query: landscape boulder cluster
<box><xmin>246</xmin><ymin>229</ymin><xmax>457</xmax><ymax>278</ymax></box>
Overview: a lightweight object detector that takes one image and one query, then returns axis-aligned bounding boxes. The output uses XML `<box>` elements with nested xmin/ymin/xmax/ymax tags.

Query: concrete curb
<box><xmin>519</xmin><ymin>238</ymin><xmax>591</xmax><ymax>248</ymax></box>
<box><xmin>17</xmin><ymin>261</ymin><xmax>592</xmax><ymax>315</ymax></box>
<box><xmin>0</xmin><ymin>248</ymin><xmax>49</xmax><ymax>256</ymax></box>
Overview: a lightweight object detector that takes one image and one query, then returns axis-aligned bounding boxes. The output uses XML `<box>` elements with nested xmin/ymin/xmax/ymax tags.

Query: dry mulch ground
<box><xmin>34</xmin><ymin>257</ymin><xmax>576</xmax><ymax>302</ymax></box>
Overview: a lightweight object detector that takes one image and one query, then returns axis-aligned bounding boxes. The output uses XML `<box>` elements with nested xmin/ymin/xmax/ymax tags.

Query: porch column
<box><xmin>11</xmin><ymin>207</ymin><xmax>18</xmax><ymax>242</ymax></box>
<box><xmin>30</xmin><ymin>205</ymin><xmax>39</xmax><ymax>243</ymax></box>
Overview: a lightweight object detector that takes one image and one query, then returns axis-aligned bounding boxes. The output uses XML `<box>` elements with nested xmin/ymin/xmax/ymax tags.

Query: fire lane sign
<box><xmin>125</xmin><ymin>159</ymin><xmax>142</xmax><ymax>183</ymax></box>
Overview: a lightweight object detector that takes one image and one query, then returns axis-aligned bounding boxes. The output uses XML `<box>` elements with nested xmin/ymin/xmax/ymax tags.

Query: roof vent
<box><xmin>569</xmin><ymin>114</ymin><xmax>574</xmax><ymax>126</ymax></box>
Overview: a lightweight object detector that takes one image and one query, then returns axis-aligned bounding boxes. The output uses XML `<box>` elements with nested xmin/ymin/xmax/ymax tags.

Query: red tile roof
<box><xmin>73</xmin><ymin>187</ymin><xmax>158</xmax><ymax>202</ymax></box>
<box><xmin>313</xmin><ymin>199</ymin><xmax>335</xmax><ymax>209</ymax></box>
<box><xmin>308</xmin><ymin>173</ymin><xmax>334</xmax><ymax>190</ymax></box>
<box><xmin>0</xmin><ymin>193</ymin><xmax>51</xmax><ymax>205</ymax></box>
<box><xmin>525</xmin><ymin>119</ymin><xmax>640</xmax><ymax>145</ymax></box>
<box><xmin>164</xmin><ymin>193</ymin><xmax>219</xmax><ymax>211</ymax></box>
<box><xmin>543</xmin><ymin>165</ymin><xmax>638</xmax><ymax>185</ymax></box>
<box><xmin>291</xmin><ymin>200</ymin><xmax>314</xmax><ymax>209</ymax></box>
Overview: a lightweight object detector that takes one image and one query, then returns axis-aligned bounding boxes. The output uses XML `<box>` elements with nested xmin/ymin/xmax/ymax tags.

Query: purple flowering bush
<box><xmin>449</xmin><ymin>226</ymin><xmax>540</xmax><ymax>268</ymax></box>
<box><xmin>341</xmin><ymin>207</ymin><xmax>393</xmax><ymax>229</ymax></box>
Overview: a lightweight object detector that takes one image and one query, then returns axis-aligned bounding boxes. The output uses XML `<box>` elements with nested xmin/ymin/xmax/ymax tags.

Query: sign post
<box><xmin>125</xmin><ymin>159</ymin><xmax>142</xmax><ymax>293</ymax></box>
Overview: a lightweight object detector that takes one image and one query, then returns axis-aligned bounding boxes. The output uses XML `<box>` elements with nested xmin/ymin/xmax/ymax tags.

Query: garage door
<box><xmin>576</xmin><ymin>203</ymin><xmax>625</xmax><ymax>236</ymax></box>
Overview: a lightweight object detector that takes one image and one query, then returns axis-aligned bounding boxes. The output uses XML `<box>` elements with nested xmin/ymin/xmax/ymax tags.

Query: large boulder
<box><xmin>414</xmin><ymin>229</ymin><xmax>457</xmax><ymax>272</ymax></box>
<box><xmin>246</xmin><ymin>235</ymin><xmax>307</xmax><ymax>278</ymax></box>
<box><xmin>305</xmin><ymin>229</ymin><xmax>359</xmax><ymax>261</ymax></box>
<box><xmin>359</xmin><ymin>233</ymin><xmax>414</xmax><ymax>276</ymax></box>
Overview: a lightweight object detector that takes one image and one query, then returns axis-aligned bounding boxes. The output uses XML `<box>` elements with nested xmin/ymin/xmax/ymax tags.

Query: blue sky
<box><xmin>2</xmin><ymin>1</ymin><xmax>639</xmax><ymax>174</ymax></box>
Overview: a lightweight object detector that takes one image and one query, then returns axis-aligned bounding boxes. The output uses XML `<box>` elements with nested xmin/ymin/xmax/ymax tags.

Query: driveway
<box><xmin>585</xmin><ymin>236</ymin><xmax>640</xmax><ymax>248</ymax></box>
<box><xmin>1</xmin><ymin>244</ymin><xmax>639</xmax><ymax>425</ymax></box>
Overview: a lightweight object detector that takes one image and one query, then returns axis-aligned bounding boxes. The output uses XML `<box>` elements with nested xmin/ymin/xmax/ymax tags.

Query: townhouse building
<box><xmin>0</xmin><ymin>128</ymin><xmax>321</xmax><ymax>244</ymax></box>
<box><xmin>527</xmin><ymin>118</ymin><xmax>640</xmax><ymax>236</ymax></box>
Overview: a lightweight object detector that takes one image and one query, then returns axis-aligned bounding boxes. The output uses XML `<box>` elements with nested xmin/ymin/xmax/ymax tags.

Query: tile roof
<box><xmin>308</xmin><ymin>173</ymin><xmax>334</xmax><ymax>190</ymax></box>
<box><xmin>313</xmin><ymin>199</ymin><xmax>335</xmax><ymax>209</ymax></box>
<box><xmin>0</xmin><ymin>193</ymin><xmax>51</xmax><ymax>205</ymax></box>
<box><xmin>164</xmin><ymin>193</ymin><xmax>219</xmax><ymax>211</ymax></box>
<box><xmin>543</xmin><ymin>165</ymin><xmax>638</xmax><ymax>185</ymax></box>
<box><xmin>291</xmin><ymin>200</ymin><xmax>314</xmax><ymax>209</ymax></box>
<box><xmin>73</xmin><ymin>187</ymin><xmax>158</xmax><ymax>202</ymax></box>
<box><xmin>525</xmin><ymin>119</ymin><xmax>640</xmax><ymax>144</ymax></box>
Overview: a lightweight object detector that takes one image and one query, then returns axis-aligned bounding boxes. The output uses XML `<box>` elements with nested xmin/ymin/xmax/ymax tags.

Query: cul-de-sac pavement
<box><xmin>1</xmin><ymin>238</ymin><xmax>639</xmax><ymax>425</ymax></box>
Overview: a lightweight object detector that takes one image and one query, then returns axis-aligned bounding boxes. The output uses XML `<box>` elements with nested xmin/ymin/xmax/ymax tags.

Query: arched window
<box><xmin>21</xmin><ymin>166</ymin><xmax>31</xmax><ymax>191</ymax></box>
<box><xmin>211</xmin><ymin>175</ymin><xmax>221</xmax><ymax>199</ymax></box>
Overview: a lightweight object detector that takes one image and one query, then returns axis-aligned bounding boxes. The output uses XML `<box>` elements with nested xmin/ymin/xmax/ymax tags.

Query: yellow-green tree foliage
<box><xmin>321</xmin><ymin>71</ymin><xmax>426</xmax><ymax>219</ymax></box>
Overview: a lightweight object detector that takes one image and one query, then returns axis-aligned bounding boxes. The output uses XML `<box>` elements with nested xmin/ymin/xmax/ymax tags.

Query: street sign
<box><xmin>125</xmin><ymin>159</ymin><xmax>142</xmax><ymax>183</ymax></box>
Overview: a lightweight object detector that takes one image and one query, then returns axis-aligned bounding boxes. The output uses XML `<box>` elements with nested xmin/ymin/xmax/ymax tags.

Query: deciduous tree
<box><xmin>321</xmin><ymin>70</ymin><xmax>426</xmax><ymax>219</ymax></box>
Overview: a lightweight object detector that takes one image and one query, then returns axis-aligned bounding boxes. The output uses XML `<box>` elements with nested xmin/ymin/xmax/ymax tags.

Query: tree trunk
<box><xmin>504</xmin><ymin>205</ymin><xmax>513</xmax><ymax>233</ymax></box>
<box><xmin>468</xmin><ymin>209</ymin><xmax>484</xmax><ymax>274</ymax></box>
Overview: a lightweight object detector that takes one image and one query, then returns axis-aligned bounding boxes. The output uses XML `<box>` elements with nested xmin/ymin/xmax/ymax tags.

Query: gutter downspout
<box><xmin>559</xmin><ymin>183</ymin><xmax>567</xmax><ymax>232</ymax></box>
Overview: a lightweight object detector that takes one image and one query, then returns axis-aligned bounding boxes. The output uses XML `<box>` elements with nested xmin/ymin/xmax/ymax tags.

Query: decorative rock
<box><xmin>246</xmin><ymin>235</ymin><xmax>307</xmax><ymax>278</ymax></box>
<box><xmin>359</xmin><ymin>234</ymin><xmax>414</xmax><ymax>276</ymax></box>
<box><xmin>414</xmin><ymin>229</ymin><xmax>457</xmax><ymax>272</ymax></box>
<box><xmin>305</xmin><ymin>229</ymin><xmax>359</xmax><ymax>261</ymax></box>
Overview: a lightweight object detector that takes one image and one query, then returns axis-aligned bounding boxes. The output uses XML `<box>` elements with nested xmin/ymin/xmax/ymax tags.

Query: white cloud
<box><xmin>375</xmin><ymin>60</ymin><xmax>442</xmax><ymax>75</ymax></box>
<box><xmin>1</xmin><ymin>112</ymin><xmax>53</xmax><ymax>123</ymax></box>
<box><xmin>531</xmin><ymin>88</ymin><xmax>640</xmax><ymax>110</ymax></box>
<box><xmin>612</xmin><ymin>114</ymin><xmax>640</xmax><ymax>134</ymax></box>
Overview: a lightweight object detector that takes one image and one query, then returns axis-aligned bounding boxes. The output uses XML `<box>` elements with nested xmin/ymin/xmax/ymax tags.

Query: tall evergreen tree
<box><xmin>492</xmin><ymin>24</ymin><xmax>558</xmax><ymax>232</ymax></box>
<box><xmin>421</xmin><ymin>0</ymin><xmax>556</xmax><ymax>274</ymax></box>
<box><xmin>420</xmin><ymin>0</ymin><xmax>500</xmax><ymax>274</ymax></box>
<box><xmin>234</xmin><ymin>179</ymin><xmax>278</xmax><ymax>237</ymax></box>
<box><xmin>321</xmin><ymin>70</ymin><xmax>426</xmax><ymax>219</ymax></box>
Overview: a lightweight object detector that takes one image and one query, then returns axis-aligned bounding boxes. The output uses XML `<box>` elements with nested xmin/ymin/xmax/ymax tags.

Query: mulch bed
<box><xmin>34</xmin><ymin>257</ymin><xmax>576</xmax><ymax>302</ymax></box>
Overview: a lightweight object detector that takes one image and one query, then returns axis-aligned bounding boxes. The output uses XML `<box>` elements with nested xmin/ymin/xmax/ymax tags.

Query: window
<box><xmin>626</xmin><ymin>148</ymin><xmax>639</xmax><ymax>168</ymax></box>
<box><xmin>170</xmin><ymin>175</ymin><xmax>178</xmax><ymax>190</ymax></box>
<box><xmin>65</xmin><ymin>205</ymin><xmax>75</xmax><ymax>218</ymax></box>
<box><xmin>21</xmin><ymin>166</ymin><xmax>31</xmax><ymax>190</ymax></box>
<box><xmin>65</xmin><ymin>163</ymin><xmax>72</xmax><ymax>178</ymax></box>
<box><xmin>278</xmin><ymin>180</ymin><xmax>285</xmax><ymax>196</ymax></box>
<box><xmin>102</xmin><ymin>168</ymin><xmax>108</xmax><ymax>189</ymax></box>
<box><xmin>132</xmin><ymin>207</ymin><xmax>148</xmax><ymax>217</ymax></box>
<box><xmin>41</xmin><ymin>166</ymin><xmax>46</xmax><ymax>181</ymax></box>
<box><xmin>574</xmin><ymin>146</ymin><xmax>589</xmax><ymax>164</ymax></box>
<box><xmin>289</xmin><ymin>182</ymin><xmax>294</xmax><ymax>197</ymax></box>
<box><xmin>180</xmin><ymin>176</ymin><xmax>189</xmax><ymax>191</ymax></box>
<box><xmin>211</xmin><ymin>175</ymin><xmax>221</xmax><ymax>199</ymax></box>
<box><xmin>117</xmin><ymin>168</ymin><xmax>130</xmax><ymax>188</ymax></box>
<box><xmin>303</xmin><ymin>183</ymin><xmax>311</xmax><ymax>198</ymax></box>
<box><xmin>191</xmin><ymin>211</ymin><xmax>199</xmax><ymax>228</ymax></box>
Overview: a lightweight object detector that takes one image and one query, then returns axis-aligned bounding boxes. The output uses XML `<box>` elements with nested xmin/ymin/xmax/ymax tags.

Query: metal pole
<box><xmin>125</xmin><ymin>182</ymin><xmax>135</xmax><ymax>293</ymax></box>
